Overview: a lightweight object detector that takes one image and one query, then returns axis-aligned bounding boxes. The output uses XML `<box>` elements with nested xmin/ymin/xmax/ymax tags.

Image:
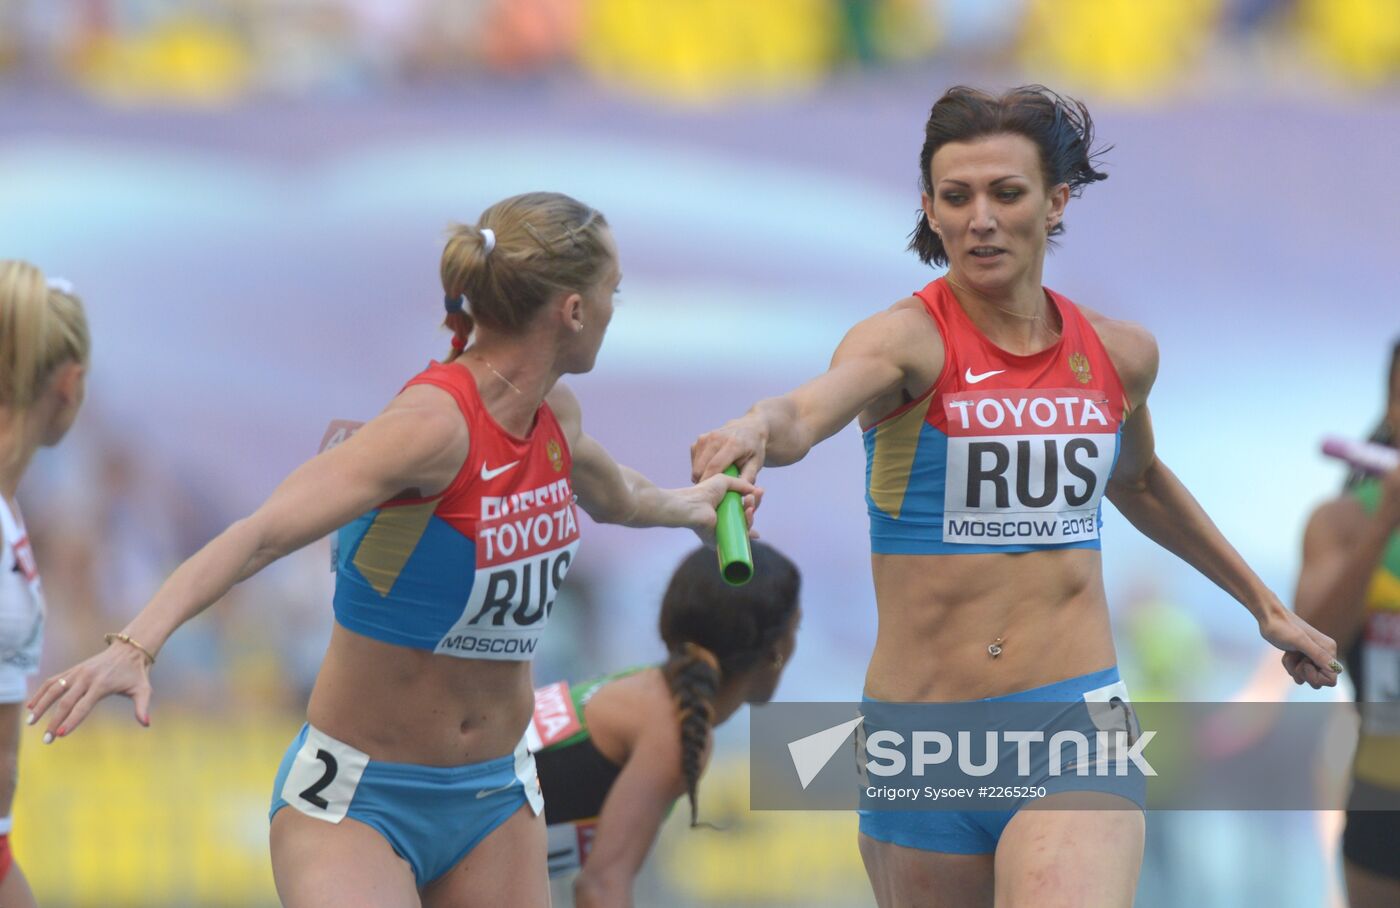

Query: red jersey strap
<box><xmin>378</xmin><ymin>362</ymin><xmax>483</xmax><ymax>507</ymax></box>
<box><xmin>403</xmin><ymin>360</ymin><xmax>479</xmax><ymax>420</ymax></box>
<box><xmin>914</xmin><ymin>280</ymin><xmax>960</xmax><ymax>386</ymax></box>
<box><xmin>1046</xmin><ymin>289</ymin><xmax>1131</xmax><ymax>417</ymax></box>
<box><xmin>395</xmin><ymin>361</ymin><xmax>574</xmax><ymax>508</ymax></box>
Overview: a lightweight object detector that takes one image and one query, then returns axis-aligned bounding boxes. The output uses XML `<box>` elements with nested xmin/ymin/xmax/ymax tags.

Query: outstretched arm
<box><xmin>1098</xmin><ymin>319</ymin><xmax>1338</xmax><ymax>686</ymax></box>
<box><xmin>1295</xmin><ymin>468</ymin><xmax>1400</xmax><ymax>650</ymax></box>
<box><xmin>573</xmin><ymin>720</ymin><xmax>691</xmax><ymax>908</ymax></box>
<box><xmin>547</xmin><ymin>384</ymin><xmax>755</xmax><ymax>540</ymax></box>
<box><xmin>28</xmin><ymin>385</ymin><xmax>470</xmax><ymax>736</ymax></box>
<box><xmin>690</xmin><ymin>300</ymin><xmax>939</xmax><ymax>484</ymax></box>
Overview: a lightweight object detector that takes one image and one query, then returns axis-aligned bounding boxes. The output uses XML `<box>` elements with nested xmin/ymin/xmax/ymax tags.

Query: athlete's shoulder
<box><xmin>848</xmin><ymin>296</ymin><xmax>942</xmax><ymax>352</ymax></box>
<box><xmin>830</xmin><ymin>298</ymin><xmax>943</xmax><ymax>403</ymax></box>
<box><xmin>366</xmin><ymin>383</ymin><xmax>470</xmax><ymax>456</ymax></box>
<box><xmin>1074</xmin><ymin>302</ymin><xmax>1158</xmax><ymax>404</ymax></box>
<box><xmin>383</xmin><ymin>383</ymin><xmax>470</xmax><ymax>448</ymax></box>
<box><xmin>587</xmin><ymin>667</ymin><xmax>674</xmax><ymax>752</ymax></box>
<box><xmin>886</xmin><ymin>294</ymin><xmax>937</xmax><ymax>326</ymax></box>
<box><xmin>1303</xmin><ymin>493</ymin><xmax>1367</xmax><ymax>550</ymax></box>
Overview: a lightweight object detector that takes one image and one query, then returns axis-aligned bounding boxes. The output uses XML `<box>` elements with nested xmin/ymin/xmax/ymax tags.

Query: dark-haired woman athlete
<box><xmin>1296</xmin><ymin>339</ymin><xmax>1400</xmax><ymax>908</ymax></box>
<box><xmin>691</xmin><ymin>86</ymin><xmax>1340</xmax><ymax>906</ymax></box>
<box><xmin>531</xmin><ymin>542</ymin><xmax>800</xmax><ymax>907</ymax></box>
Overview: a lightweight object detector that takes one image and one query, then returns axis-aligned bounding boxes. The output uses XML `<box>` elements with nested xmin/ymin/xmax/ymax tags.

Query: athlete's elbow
<box><xmin>1107</xmin><ymin>460</ymin><xmax>1158</xmax><ymax>502</ymax></box>
<box><xmin>231</xmin><ymin>516</ymin><xmax>293</xmax><ymax>573</ymax></box>
<box><xmin>578</xmin><ymin>491</ymin><xmax>633</xmax><ymax>527</ymax></box>
<box><xmin>1106</xmin><ymin>476</ymin><xmax>1148</xmax><ymax>503</ymax></box>
<box><xmin>765</xmin><ymin>420</ymin><xmax>817</xmax><ymax>467</ymax></box>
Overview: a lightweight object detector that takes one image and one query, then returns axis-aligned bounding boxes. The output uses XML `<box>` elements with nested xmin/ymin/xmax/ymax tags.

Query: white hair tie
<box><xmin>46</xmin><ymin>277</ymin><xmax>75</xmax><ymax>295</ymax></box>
<box><xmin>480</xmin><ymin>228</ymin><xmax>496</xmax><ymax>256</ymax></box>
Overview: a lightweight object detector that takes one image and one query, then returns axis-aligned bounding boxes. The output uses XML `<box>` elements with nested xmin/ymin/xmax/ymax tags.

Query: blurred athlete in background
<box><xmin>0</xmin><ymin>260</ymin><xmax>90</xmax><ymax>908</ymax></box>
<box><xmin>1296</xmin><ymin>339</ymin><xmax>1400</xmax><ymax>908</ymax></box>
<box><xmin>534</xmin><ymin>542</ymin><xmax>799</xmax><ymax>906</ymax></box>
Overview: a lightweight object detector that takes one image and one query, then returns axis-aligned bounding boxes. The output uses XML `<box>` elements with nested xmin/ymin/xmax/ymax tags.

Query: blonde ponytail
<box><xmin>0</xmin><ymin>260</ymin><xmax>91</xmax><ymax>460</ymax></box>
<box><xmin>438</xmin><ymin>193</ymin><xmax>611</xmax><ymax>358</ymax></box>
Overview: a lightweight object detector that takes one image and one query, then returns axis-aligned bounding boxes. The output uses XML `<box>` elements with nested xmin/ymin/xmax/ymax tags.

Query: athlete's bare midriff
<box><xmin>306</xmin><ymin>623</ymin><xmax>534</xmax><ymax>766</ymax></box>
<box><xmin>864</xmin><ymin>547</ymin><xmax>1117</xmax><ymax>702</ymax></box>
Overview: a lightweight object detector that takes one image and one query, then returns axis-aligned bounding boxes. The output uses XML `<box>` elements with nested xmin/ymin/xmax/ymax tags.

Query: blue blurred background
<box><xmin>2</xmin><ymin>1</ymin><xmax>1397</xmax><ymax>905</ymax></box>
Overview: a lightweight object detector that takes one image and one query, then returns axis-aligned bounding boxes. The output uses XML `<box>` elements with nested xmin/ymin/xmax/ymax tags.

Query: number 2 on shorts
<box><xmin>281</xmin><ymin>726</ymin><xmax>370</xmax><ymax>824</ymax></box>
<box><xmin>299</xmin><ymin>749</ymin><xmax>339</xmax><ymax>809</ymax></box>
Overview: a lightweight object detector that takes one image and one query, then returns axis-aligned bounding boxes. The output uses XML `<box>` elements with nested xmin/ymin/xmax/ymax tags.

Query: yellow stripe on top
<box><xmin>352</xmin><ymin>499</ymin><xmax>440</xmax><ymax>597</ymax></box>
<box><xmin>867</xmin><ymin>395</ymin><xmax>934</xmax><ymax>520</ymax></box>
<box><xmin>1366</xmin><ymin>569</ymin><xmax>1400</xmax><ymax>613</ymax></box>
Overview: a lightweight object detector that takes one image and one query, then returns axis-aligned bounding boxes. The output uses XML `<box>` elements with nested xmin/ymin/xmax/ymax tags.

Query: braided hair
<box><xmin>659</xmin><ymin>542</ymin><xmax>802</xmax><ymax>826</ymax></box>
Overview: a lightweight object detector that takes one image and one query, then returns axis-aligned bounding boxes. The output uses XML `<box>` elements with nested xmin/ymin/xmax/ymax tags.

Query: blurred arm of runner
<box><xmin>571</xmin><ymin>717</ymin><xmax>690</xmax><ymax>908</ymax></box>
<box><xmin>27</xmin><ymin>384</ymin><xmax>470</xmax><ymax>737</ymax></box>
<box><xmin>547</xmin><ymin>383</ymin><xmax>758</xmax><ymax>544</ymax></box>
<box><xmin>1095</xmin><ymin>315</ymin><xmax>1340</xmax><ymax>687</ymax></box>
<box><xmin>690</xmin><ymin>300</ymin><xmax>940</xmax><ymax>485</ymax></box>
<box><xmin>1296</xmin><ymin>466</ymin><xmax>1400</xmax><ymax>656</ymax></box>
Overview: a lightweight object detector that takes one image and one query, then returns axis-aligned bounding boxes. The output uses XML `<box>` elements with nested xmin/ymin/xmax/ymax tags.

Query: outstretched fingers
<box><xmin>29</xmin><ymin>670</ymin><xmax>93</xmax><ymax>741</ymax></box>
<box><xmin>26</xmin><ymin>652</ymin><xmax>154</xmax><ymax>740</ymax></box>
<box><xmin>26</xmin><ymin>671</ymin><xmax>74</xmax><ymax>727</ymax></box>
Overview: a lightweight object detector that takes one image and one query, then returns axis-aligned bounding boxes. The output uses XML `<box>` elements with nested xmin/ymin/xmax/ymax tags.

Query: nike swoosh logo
<box><xmin>480</xmin><ymin>461</ymin><xmax>520</xmax><ymax>481</ymax></box>
<box><xmin>964</xmin><ymin>368</ymin><xmax>1006</xmax><ymax>384</ymax></box>
<box><xmin>476</xmin><ymin>781</ymin><xmax>519</xmax><ymax>799</ymax></box>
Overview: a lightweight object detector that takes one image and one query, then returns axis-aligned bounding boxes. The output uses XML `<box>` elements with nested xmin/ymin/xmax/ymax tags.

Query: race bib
<box><xmin>528</xmin><ymin>681</ymin><xmax>583</xmax><ymax>751</ymax></box>
<box><xmin>1362</xmin><ymin>613</ymin><xmax>1400</xmax><ymax>734</ymax></box>
<box><xmin>434</xmin><ymin>479</ymin><xmax>580</xmax><ymax>660</ymax></box>
<box><xmin>942</xmin><ymin>389</ymin><xmax>1117</xmax><ymax>546</ymax></box>
<box><xmin>280</xmin><ymin>726</ymin><xmax>371</xmax><ymax>824</ymax></box>
<box><xmin>1082</xmin><ymin>678</ymin><xmax>1140</xmax><ymax>741</ymax></box>
<box><xmin>546</xmin><ymin>819</ymin><xmax>598</xmax><ymax>876</ymax></box>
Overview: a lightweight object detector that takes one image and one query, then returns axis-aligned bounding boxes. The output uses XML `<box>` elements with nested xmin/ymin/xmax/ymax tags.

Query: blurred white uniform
<box><xmin>0</xmin><ymin>496</ymin><xmax>43</xmax><ymax>703</ymax></box>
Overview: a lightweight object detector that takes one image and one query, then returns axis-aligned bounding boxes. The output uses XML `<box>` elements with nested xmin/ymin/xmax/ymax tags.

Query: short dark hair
<box><xmin>909</xmin><ymin>85</ymin><xmax>1110</xmax><ymax>266</ymax></box>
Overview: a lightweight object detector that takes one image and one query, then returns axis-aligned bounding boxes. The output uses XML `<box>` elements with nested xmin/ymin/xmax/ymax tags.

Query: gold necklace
<box><xmin>473</xmin><ymin>353</ymin><xmax>524</xmax><ymax>396</ymax></box>
<box><xmin>946</xmin><ymin>275</ymin><xmax>1061</xmax><ymax>337</ymax></box>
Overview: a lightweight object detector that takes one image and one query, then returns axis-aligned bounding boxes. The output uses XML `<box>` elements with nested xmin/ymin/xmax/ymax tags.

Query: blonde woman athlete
<box><xmin>0</xmin><ymin>260</ymin><xmax>90</xmax><ymax>908</ymax></box>
<box><xmin>29</xmin><ymin>193</ymin><xmax>755</xmax><ymax>908</ymax></box>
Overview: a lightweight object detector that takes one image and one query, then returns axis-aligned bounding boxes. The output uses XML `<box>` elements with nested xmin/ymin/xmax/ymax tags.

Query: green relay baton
<box><xmin>715</xmin><ymin>466</ymin><xmax>753</xmax><ymax>586</ymax></box>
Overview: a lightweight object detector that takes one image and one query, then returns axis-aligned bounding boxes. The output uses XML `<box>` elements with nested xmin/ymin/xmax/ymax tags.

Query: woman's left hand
<box><xmin>676</xmin><ymin>473</ymin><xmax>761</xmax><ymax>545</ymax></box>
<box><xmin>1257</xmin><ymin>600</ymin><xmax>1341</xmax><ymax>688</ymax></box>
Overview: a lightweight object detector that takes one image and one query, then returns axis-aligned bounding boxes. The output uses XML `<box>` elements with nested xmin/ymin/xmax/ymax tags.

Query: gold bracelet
<box><xmin>104</xmin><ymin>632</ymin><xmax>156</xmax><ymax>666</ymax></box>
